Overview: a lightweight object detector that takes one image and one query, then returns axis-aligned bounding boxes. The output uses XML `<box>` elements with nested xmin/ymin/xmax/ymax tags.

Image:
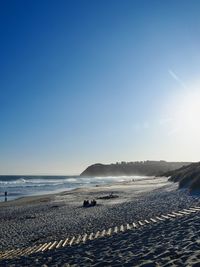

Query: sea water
<box><xmin>0</xmin><ymin>175</ymin><xmax>146</xmax><ymax>202</ymax></box>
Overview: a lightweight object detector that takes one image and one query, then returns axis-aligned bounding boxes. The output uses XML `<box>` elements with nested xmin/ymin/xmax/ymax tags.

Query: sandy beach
<box><xmin>0</xmin><ymin>176</ymin><xmax>200</xmax><ymax>266</ymax></box>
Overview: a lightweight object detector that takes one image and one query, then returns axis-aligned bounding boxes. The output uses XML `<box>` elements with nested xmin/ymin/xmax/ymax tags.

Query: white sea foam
<box><xmin>0</xmin><ymin>175</ymin><xmax>148</xmax><ymax>201</ymax></box>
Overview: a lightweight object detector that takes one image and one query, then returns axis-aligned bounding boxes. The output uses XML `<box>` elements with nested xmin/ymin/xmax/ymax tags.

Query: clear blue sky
<box><xmin>1</xmin><ymin>0</ymin><xmax>200</xmax><ymax>174</ymax></box>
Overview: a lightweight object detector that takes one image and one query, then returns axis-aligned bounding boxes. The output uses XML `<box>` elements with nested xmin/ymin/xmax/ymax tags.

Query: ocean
<box><xmin>0</xmin><ymin>175</ymin><xmax>139</xmax><ymax>202</ymax></box>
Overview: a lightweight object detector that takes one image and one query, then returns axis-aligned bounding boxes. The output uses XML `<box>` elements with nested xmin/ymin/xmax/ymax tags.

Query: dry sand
<box><xmin>0</xmin><ymin>176</ymin><xmax>200</xmax><ymax>266</ymax></box>
<box><xmin>3</xmin><ymin>212</ymin><xmax>200</xmax><ymax>267</ymax></box>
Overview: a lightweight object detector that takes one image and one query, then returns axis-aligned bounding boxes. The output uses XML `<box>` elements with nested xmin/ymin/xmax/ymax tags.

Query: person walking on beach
<box><xmin>5</xmin><ymin>191</ymin><xmax>7</xmax><ymax>202</ymax></box>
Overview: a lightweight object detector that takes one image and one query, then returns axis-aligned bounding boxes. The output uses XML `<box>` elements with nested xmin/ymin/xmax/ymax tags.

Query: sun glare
<box><xmin>179</xmin><ymin>90</ymin><xmax>200</xmax><ymax>129</ymax></box>
<box><xmin>166</xmin><ymin>86</ymin><xmax>200</xmax><ymax>141</ymax></box>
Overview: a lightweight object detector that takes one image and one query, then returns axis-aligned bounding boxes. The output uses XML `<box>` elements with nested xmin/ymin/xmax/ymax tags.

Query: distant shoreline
<box><xmin>80</xmin><ymin>161</ymin><xmax>191</xmax><ymax>177</ymax></box>
<box><xmin>0</xmin><ymin>176</ymin><xmax>158</xmax><ymax>206</ymax></box>
<box><xmin>0</xmin><ymin>175</ymin><xmax>155</xmax><ymax>203</ymax></box>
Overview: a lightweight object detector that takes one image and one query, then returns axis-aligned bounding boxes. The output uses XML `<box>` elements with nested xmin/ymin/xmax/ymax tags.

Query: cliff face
<box><xmin>163</xmin><ymin>162</ymin><xmax>200</xmax><ymax>192</ymax></box>
<box><xmin>80</xmin><ymin>161</ymin><xmax>191</xmax><ymax>177</ymax></box>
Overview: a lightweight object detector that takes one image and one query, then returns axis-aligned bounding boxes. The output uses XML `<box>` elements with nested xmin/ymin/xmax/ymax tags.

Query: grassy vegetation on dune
<box><xmin>163</xmin><ymin>162</ymin><xmax>200</xmax><ymax>192</ymax></box>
